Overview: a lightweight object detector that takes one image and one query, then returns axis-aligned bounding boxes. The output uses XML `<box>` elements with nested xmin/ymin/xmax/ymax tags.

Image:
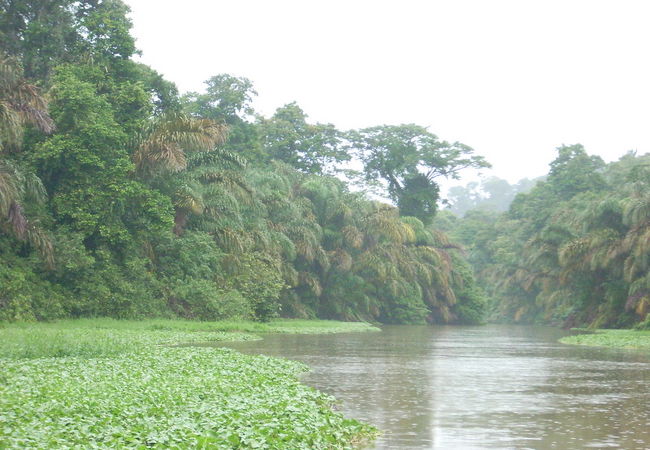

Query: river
<box><xmin>221</xmin><ymin>325</ymin><xmax>650</xmax><ymax>449</ymax></box>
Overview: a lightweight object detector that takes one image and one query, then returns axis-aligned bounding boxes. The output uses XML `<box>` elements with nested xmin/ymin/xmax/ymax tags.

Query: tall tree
<box><xmin>182</xmin><ymin>74</ymin><xmax>261</xmax><ymax>161</ymax></box>
<box><xmin>33</xmin><ymin>66</ymin><xmax>172</xmax><ymax>249</ymax></box>
<box><xmin>0</xmin><ymin>0</ymin><xmax>137</xmax><ymax>82</ymax></box>
<box><xmin>547</xmin><ymin>144</ymin><xmax>606</xmax><ymax>200</ymax></box>
<box><xmin>258</xmin><ymin>102</ymin><xmax>349</xmax><ymax>175</ymax></box>
<box><xmin>348</xmin><ymin>124</ymin><xmax>489</xmax><ymax>224</ymax></box>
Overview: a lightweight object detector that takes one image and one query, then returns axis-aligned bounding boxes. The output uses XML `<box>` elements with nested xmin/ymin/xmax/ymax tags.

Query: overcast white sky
<box><xmin>126</xmin><ymin>0</ymin><xmax>650</xmax><ymax>185</ymax></box>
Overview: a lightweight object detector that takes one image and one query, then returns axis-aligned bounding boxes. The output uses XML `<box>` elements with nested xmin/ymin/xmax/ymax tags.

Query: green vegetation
<box><xmin>0</xmin><ymin>0</ymin><xmax>486</xmax><ymax>326</ymax></box>
<box><xmin>560</xmin><ymin>329</ymin><xmax>650</xmax><ymax>350</ymax></box>
<box><xmin>3</xmin><ymin>0</ymin><xmax>647</xmax><ymax>333</ymax></box>
<box><xmin>1</xmin><ymin>318</ymin><xmax>380</xmax><ymax>343</ymax></box>
<box><xmin>441</xmin><ymin>145</ymin><xmax>650</xmax><ymax>329</ymax></box>
<box><xmin>1</xmin><ymin>2</ymin><xmax>488</xmax><ymax>445</ymax></box>
<box><xmin>347</xmin><ymin>124</ymin><xmax>489</xmax><ymax>224</ymax></box>
<box><xmin>0</xmin><ymin>319</ymin><xmax>378</xmax><ymax>448</ymax></box>
<box><xmin>6</xmin><ymin>0</ymin><xmax>650</xmax><ymax>446</ymax></box>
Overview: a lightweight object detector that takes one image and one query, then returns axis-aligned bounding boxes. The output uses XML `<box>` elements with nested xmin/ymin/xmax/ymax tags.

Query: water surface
<box><xmin>222</xmin><ymin>325</ymin><xmax>650</xmax><ymax>449</ymax></box>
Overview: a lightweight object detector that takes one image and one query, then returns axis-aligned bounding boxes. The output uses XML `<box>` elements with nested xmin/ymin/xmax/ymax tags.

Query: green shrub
<box><xmin>380</xmin><ymin>283</ymin><xmax>428</xmax><ymax>325</ymax></box>
<box><xmin>0</xmin><ymin>249</ymin><xmax>67</xmax><ymax>322</ymax></box>
<box><xmin>167</xmin><ymin>279</ymin><xmax>252</xmax><ymax>320</ymax></box>
<box><xmin>218</xmin><ymin>253</ymin><xmax>285</xmax><ymax>322</ymax></box>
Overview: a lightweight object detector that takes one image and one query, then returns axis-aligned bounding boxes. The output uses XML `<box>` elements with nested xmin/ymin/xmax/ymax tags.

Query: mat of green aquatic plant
<box><xmin>560</xmin><ymin>329</ymin><xmax>650</xmax><ymax>350</ymax></box>
<box><xmin>4</xmin><ymin>317</ymin><xmax>380</xmax><ymax>334</ymax></box>
<box><xmin>0</xmin><ymin>320</ymin><xmax>378</xmax><ymax>448</ymax></box>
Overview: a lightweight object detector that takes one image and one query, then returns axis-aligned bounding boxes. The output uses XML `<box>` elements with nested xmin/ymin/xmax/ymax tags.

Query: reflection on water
<box><xmin>219</xmin><ymin>326</ymin><xmax>650</xmax><ymax>449</ymax></box>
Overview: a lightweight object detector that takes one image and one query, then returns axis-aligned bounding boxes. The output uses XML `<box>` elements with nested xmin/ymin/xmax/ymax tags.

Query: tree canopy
<box><xmin>2</xmin><ymin>0</ymin><xmax>646</xmax><ymax>331</ymax></box>
<box><xmin>442</xmin><ymin>146</ymin><xmax>650</xmax><ymax>329</ymax></box>
<box><xmin>0</xmin><ymin>0</ymin><xmax>487</xmax><ymax>325</ymax></box>
<box><xmin>348</xmin><ymin>124</ymin><xmax>490</xmax><ymax>223</ymax></box>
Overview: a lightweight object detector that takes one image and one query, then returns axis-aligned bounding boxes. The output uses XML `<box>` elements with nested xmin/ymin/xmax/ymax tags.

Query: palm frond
<box><xmin>0</xmin><ymin>54</ymin><xmax>54</xmax><ymax>151</ymax></box>
<box><xmin>133</xmin><ymin>113</ymin><xmax>228</xmax><ymax>174</ymax></box>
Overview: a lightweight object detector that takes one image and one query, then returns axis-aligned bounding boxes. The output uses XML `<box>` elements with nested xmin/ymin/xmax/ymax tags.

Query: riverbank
<box><xmin>559</xmin><ymin>329</ymin><xmax>650</xmax><ymax>350</ymax></box>
<box><xmin>0</xmin><ymin>319</ymin><xmax>379</xmax><ymax>448</ymax></box>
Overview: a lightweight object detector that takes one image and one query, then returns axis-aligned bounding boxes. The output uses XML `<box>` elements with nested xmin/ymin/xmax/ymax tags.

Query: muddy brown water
<box><xmin>218</xmin><ymin>325</ymin><xmax>650</xmax><ymax>449</ymax></box>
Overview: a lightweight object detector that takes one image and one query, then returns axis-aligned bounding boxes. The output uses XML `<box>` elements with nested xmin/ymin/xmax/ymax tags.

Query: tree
<box><xmin>0</xmin><ymin>0</ymin><xmax>78</xmax><ymax>80</ymax></box>
<box><xmin>33</xmin><ymin>66</ymin><xmax>172</xmax><ymax>249</ymax></box>
<box><xmin>548</xmin><ymin>144</ymin><xmax>606</xmax><ymax>200</ymax></box>
<box><xmin>0</xmin><ymin>54</ymin><xmax>54</xmax><ymax>150</ymax></box>
<box><xmin>446</xmin><ymin>176</ymin><xmax>538</xmax><ymax>216</ymax></box>
<box><xmin>447</xmin><ymin>145</ymin><xmax>650</xmax><ymax>328</ymax></box>
<box><xmin>258</xmin><ymin>102</ymin><xmax>349</xmax><ymax>175</ymax></box>
<box><xmin>446</xmin><ymin>182</ymin><xmax>481</xmax><ymax>217</ymax></box>
<box><xmin>348</xmin><ymin>124</ymin><xmax>490</xmax><ymax>224</ymax></box>
<box><xmin>0</xmin><ymin>54</ymin><xmax>54</xmax><ymax>262</ymax></box>
<box><xmin>0</xmin><ymin>2</ymin><xmax>492</xmax><ymax>325</ymax></box>
<box><xmin>182</xmin><ymin>74</ymin><xmax>262</xmax><ymax>161</ymax></box>
<box><xmin>170</xmin><ymin>148</ymin><xmax>249</xmax><ymax>236</ymax></box>
<box><xmin>185</xmin><ymin>74</ymin><xmax>257</xmax><ymax>120</ymax></box>
<box><xmin>133</xmin><ymin>112</ymin><xmax>228</xmax><ymax>175</ymax></box>
<box><xmin>0</xmin><ymin>0</ymin><xmax>137</xmax><ymax>82</ymax></box>
<box><xmin>130</xmin><ymin>111</ymin><xmax>236</xmax><ymax>237</ymax></box>
<box><xmin>135</xmin><ymin>64</ymin><xmax>180</xmax><ymax>115</ymax></box>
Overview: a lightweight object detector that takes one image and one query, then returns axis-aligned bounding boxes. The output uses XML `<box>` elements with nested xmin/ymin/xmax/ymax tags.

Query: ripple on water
<box><xmin>223</xmin><ymin>325</ymin><xmax>650</xmax><ymax>449</ymax></box>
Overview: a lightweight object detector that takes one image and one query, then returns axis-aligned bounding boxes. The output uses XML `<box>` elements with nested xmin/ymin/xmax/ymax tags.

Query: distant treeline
<box><xmin>440</xmin><ymin>145</ymin><xmax>650</xmax><ymax>329</ymax></box>
<box><xmin>0</xmin><ymin>0</ymin><xmax>487</xmax><ymax>324</ymax></box>
<box><xmin>445</xmin><ymin>176</ymin><xmax>539</xmax><ymax>217</ymax></box>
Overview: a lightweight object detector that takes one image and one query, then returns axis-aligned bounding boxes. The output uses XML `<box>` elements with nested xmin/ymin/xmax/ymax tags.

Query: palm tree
<box><xmin>0</xmin><ymin>54</ymin><xmax>54</xmax><ymax>265</ymax></box>
<box><xmin>0</xmin><ymin>159</ymin><xmax>52</xmax><ymax>263</ymax></box>
<box><xmin>131</xmin><ymin>112</ymin><xmax>239</xmax><ymax>237</ymax></box>
<box><xmin>0</xmin><ymin>54</ymin><xmax>55</xmax><ymax>150</ymax></box>
<box><xmin>171</xmin><ymin>148</ymin><xmax>250</xmax><ymax>236</ymax></box>
<box><xmin>132</xmin><ymin>112</ymin><xmax>228</xmax><ymax>175</ymax></box>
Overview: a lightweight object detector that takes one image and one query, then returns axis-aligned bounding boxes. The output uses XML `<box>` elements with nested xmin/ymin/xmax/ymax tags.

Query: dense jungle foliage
<box><xmin>0</xmin><ymin>0</ymin><xmax>488</xmax><ymax>325</ymax></box>
<box><xmin>441</xmin><ymin>145</ymin><xmax>650</xmax><ymax>329</ymax></box>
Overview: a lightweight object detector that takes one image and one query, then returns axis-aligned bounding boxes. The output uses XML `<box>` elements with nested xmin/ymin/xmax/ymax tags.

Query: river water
<box><xmin>222</xmin><ymin>325</ymin><xmax>650</xmax><ymax>449</ymax></box>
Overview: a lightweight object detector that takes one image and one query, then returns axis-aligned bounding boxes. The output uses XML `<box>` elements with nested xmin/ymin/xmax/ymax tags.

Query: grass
<box><xmin>0</xmin><ymin>319</ymin><xmax>379</xmax><ymax>448</ymax></box>
<box><xmin>560</xmin><ymin>329</ymin><xmax>650</xmax><ymax>350</ymax></box>
<box><xmin>0</xmin><ymin>319</ymin><xmax>379</xmax><ymax>360</ymax></box>
<box><xmin>2</xmin><ymin>317</ymin><xmax>380</xmax><ymax>334</ymax></box>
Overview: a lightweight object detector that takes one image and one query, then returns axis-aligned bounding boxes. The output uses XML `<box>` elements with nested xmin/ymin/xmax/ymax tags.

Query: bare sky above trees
<box><xmin>126</xmin><ymin>0</ymin><xmax>650</xmax><ymax>183</ymax></box>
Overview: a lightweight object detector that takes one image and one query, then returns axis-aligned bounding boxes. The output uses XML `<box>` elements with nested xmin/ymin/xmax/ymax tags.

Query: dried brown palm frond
<box><xmin>0</xmin><ymin>54</ymin><xmax>54</xmax><ymax>151</ymax></box>
<box><xmin>363</xmin><ymin>207</ymin><xmax>413</xmax><ymax>245</ymax></box>
<box><xmin>0</xmin><ymin>160</ymin><xmax>53</xmax><ymax>266</ymax></box>
<box><xmin>215</xmin><ymin>228</ymin><xmax>247</xmax><ymax>254</ymax></box>
<box><xmin>328</xmin><ymin>249</ymin><xmax>353</xmax><ymax>271</ymax></box>
<box><xmin>299</xmin><ymin>271</ymin><xmax>322</xmax><ymax>297</ymax></box>
<box><xmin>133</xmin><ymin>113</ymin><xmax>228</xmax><ymax>174</ymax></box>
<box><xmin>341</xmin><ymin>225</ymin><xmax>363</xmax><ymax>249</ymax></box>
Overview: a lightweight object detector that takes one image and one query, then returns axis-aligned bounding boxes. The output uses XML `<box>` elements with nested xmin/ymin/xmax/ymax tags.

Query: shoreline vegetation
<box><xmin>0</xmin><ymin>319</ymin><xmax>380</xmax><ymax>448</ymax></box>
<box><xmin>559</xmin><ymin>329</ymin><xmax>650</xmax><ymax>350</ymax></box>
